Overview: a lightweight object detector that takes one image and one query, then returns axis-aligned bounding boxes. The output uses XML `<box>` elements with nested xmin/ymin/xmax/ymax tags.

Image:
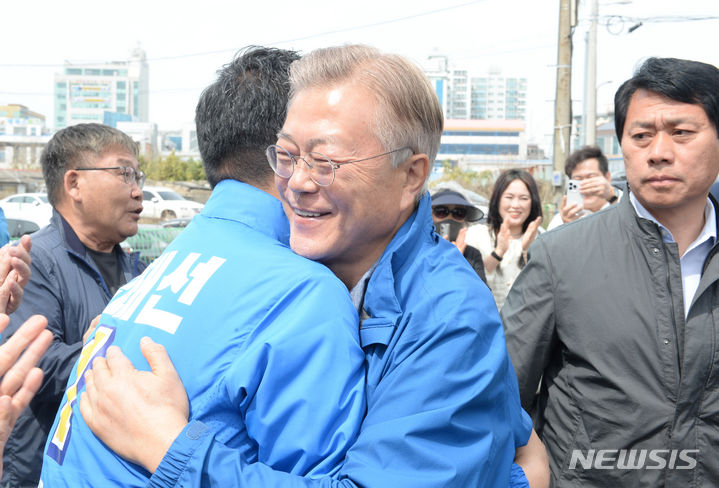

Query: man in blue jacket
<box><xmin>40</xmin><ymin>47</ymin><xmax>365</xmax><ymax>487</ymax></box>
<box><xmin>76</xmin><ymin>45</ymin><xmax>546</xmax><ymax>487</ymax></box>
<box><xmin>1</xmin><ymin>123</ymin><xmax>146</xmax><ymax>487</ymax></box>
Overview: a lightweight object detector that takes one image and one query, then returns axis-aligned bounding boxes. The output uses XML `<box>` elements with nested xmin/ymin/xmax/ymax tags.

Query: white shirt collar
<box><xmin>629</xmin><ymin>192</ymin><xmax>716</xmax><ymax>251</ymax></box>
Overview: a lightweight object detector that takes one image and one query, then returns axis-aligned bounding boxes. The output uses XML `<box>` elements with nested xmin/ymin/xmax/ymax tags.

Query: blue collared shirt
<box><xmin>630</xmin><ymin>192</ymin><xmax>716</xmax><ymax>317</ymax></box>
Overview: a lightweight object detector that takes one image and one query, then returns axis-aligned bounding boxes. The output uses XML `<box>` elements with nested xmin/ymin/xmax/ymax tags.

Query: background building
<box><xmin>159</xmin><ymin>124</ymin><xmax>199</xmax><ymax>160</ymax></box>
<box><xmin>436</xmin><ymin>119</ymin><xmax>530</xmax><ymax>169</ymax></box>
<box><xmin>424</xmin><ymin>55</ymin><xmax>527</xmax><ymax>121</ymax></box>
<box><xmin>54</xmin><ymin>46</ymin><xmax>149</xmax><ymax>129</ymax></box>
<box><xmin>424</xmin><ymin>55</ymin><xmax>536</xmax><ymax>173</ymax></box>
<box><xmin>0</xmin><ymin>104</ymin><xmax>50</xmax><ymax>168</ymax></box>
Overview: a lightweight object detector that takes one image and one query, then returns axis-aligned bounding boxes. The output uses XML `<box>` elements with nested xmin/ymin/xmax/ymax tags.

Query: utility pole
<box><xmin>552</xmin><ymin>0</ymin><xmax>575</xmax><ymax>198</ymax></box>
<box><xmin>585</xmin><ymin>0</ymin><xmax>599</xmax><ymax>146</ymax></box>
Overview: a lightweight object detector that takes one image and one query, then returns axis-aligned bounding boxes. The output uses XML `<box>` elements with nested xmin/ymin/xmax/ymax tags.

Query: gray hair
<box><xmin>41</xmin><ymin>123</ymin><xmax>139</xmax><ymax>206</ymax></box>
<box><xmin>288</xmin><ymin>45</ymin><xmax>444</xmax><ymax>194</ymax></box>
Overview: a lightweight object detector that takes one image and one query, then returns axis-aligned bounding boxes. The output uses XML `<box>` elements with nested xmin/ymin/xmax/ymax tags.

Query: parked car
<box><xmin>121</xmin><ymin>224</ymin><xmax>184</xmax><ymax>266</ymax></box>
<box><xmin>0</xmin><ymin>193</ymin><xmax>53</xmax><ymax>228</ymax></box>
<box><xmin>6</xmin><ymin>217</ymin><xmax>45</xmax><ymax>241</ymax></box>
<box><xmin>141</xmin><ymin>187</ymin><xmax>204</xmax><ymax>221</ymax></box>
<box><xmin>160</xmin><ymin>217</ymin><xmax>194</xmax><ymax>228</ymax></box>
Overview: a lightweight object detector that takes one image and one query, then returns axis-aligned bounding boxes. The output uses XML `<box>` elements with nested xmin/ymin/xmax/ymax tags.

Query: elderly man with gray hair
<box><xmin>77</xmin><ymin>46</ymin><xmax>547</xmax><ymax>487</ymax></box>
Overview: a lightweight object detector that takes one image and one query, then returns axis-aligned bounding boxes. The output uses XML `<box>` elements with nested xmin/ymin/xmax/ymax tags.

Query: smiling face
<box><xmin>498</xmin><ymin>179</ymin><xmax>532</xmax><ymax>231</ymax></box>
<box><xmin>276</xmin><ymin>83</ymin><xmax>422</xmax><ymax>288</ymax></box>
<box><xmin>622</xmin><ymin>89</ymin><xmax>719</xmax><ymax>222</ymax></box>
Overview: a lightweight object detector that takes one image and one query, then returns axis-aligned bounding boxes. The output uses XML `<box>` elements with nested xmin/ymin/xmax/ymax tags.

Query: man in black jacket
<box><xmin>503</xmin><ymin>57</ymin><xmax>719</xmax><ymax>486</ymax></box>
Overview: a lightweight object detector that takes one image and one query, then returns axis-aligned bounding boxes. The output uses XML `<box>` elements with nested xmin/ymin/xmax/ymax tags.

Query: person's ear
<box><xmin>399</xmin><ymin>153</ymin><xmax>429</xmax><ymax>210</ymax></box>
<box><xmin>64</xmin><ymin>169</ymin><xmax>83</xmax><ymax>203</ymax></box>
<box><xmin>604</xmin><ymin>171</ymin><xmax>611</xmax><ymax>181</ymax></box>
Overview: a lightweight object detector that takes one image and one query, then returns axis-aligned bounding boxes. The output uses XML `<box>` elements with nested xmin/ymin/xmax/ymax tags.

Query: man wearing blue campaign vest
<box><xmin>40</xmin><ymin>47</ymin><xmax>365</xmax><ymax>487</ymax></box>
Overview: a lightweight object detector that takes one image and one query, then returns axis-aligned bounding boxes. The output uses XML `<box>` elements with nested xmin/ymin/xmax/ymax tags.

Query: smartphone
<box><xmin>566</xmin><ymin>179</ymin><xmax>584</xmax><ymax>209</ymax></box>
<box><xmin>438</xmin><ymin>220</ymin><xmax>463</xmax><ymax>242</ymax></box>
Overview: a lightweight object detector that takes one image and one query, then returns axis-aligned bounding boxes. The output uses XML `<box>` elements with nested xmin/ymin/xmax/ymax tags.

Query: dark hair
<box><xmin>40</xmin><ymin>123</ymin><xmax>138</xmax><ymax>206</ymax></box>
<box><xmin>487</xmin><ymin>169</ymin><xmax>542</xmax><ymax>237</ymax></box>
<box><xmin>615</xmin><ymin>57</ymin><xmax>719</xmax><ymax>142</ymax></box>
<box><xmin>564</xmin><ymin>145</ymin><xmax>608</xmax><ymax>177</ymax></box>
<box><xmin>195</xmin><ymin>46</ymin><xmax>300</xmax><ymax>188</ymax></box>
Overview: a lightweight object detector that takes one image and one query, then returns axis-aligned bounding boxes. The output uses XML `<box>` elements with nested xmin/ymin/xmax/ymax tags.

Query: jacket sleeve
<box><xmin>4</xmin><ymin>245</ymin><xmax>84</xmax><ymax>403</ymax></box>
<box><xmin>500</xmin><ymin>237</ymin><xmax>559</xmax><ymax>412</ymax></box>
<box><xmin>147</xmin><ymin>274</ymin><xmax>366</xmax><ymax>487</ymax></box>
<box><xmin>146</xmin><ymin>279</ymin><xmax>530</xmax><ymax>487</ymax></box>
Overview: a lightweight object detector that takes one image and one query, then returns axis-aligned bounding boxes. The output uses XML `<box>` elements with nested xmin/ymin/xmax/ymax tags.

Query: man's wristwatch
<box><xmin>608</xmin><ymin>194</ymin><xmax>618</xmax><ymax>204</ymax></box>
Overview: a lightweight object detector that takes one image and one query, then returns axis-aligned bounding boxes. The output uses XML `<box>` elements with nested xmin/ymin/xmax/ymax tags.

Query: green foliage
<box><xmin>139</xmin><ymin>152</ymin><xmax>206</xmax><ymax>182</ymax></box>
<box><xmin>434</xmin><ymin>160</ymin><xmax>495</xmax><ymax>200</ymax></box>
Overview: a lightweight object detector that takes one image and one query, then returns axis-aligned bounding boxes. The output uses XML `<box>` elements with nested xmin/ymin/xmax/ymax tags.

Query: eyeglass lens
<box><xmin>433</xmin><ymin>206</ymin><xmax>467</xmax><ymax>220</ymax></box>
<box><xmin>124</xmin><ymin>167</ymin><xmax>145</xmax><ymax>188</ymax></box>
<box><xmin>267</xmin><ymin>145</ymin><xmax>335</xmax><ymax>186</ymax></box>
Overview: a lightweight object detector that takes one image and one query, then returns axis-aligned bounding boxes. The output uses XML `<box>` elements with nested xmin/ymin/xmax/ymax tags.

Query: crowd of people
<box><xmin>0</xmin><ymin>46</ymin><xmax>718</xmax><ymax>488</ymax></box>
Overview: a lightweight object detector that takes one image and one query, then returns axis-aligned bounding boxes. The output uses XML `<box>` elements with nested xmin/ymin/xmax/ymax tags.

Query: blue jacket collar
<box><xmin>51</xmin><ymin>208</ymin><xmax>142</xmax><ymax>285</ymax></box>
<box><xmin>202</xmin><ymin>180</ymin><xmax>290</xmax><ymax>245</ymax></box>
<box><xmin>53</xmin><ymin>209</ymin><xmax>88</xmax><ymax>258</ymax></box>
<box><xmin>54</xmin><ymin>209</ymin><xmax>125</xmax><ymax>259</ymax></box>
<box><xmin>360</xmin><ymin>193</ymin><xmax>435</xmax><ymax>347</ymax></box>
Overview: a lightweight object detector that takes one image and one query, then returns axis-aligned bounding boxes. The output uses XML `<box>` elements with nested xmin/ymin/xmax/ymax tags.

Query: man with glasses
<box><xmin>1</xmin><ymin>123</ymin><xmax>146</xmax><ymax>487</ymax></box>
<box><xmin>77</xmin><ymin>45</ymin><xmax>548</xmax><ymax>487</ymax></box>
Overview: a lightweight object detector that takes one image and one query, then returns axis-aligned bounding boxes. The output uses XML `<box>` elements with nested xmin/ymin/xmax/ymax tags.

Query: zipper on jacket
<box><xmin>659</xmin><ymin>239</ymin><xmax>682</xmax><ymax>377</ymax></box>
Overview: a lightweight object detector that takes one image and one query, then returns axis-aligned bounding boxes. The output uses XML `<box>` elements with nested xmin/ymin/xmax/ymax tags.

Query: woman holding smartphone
<box><xmin>466</xmin><ymin>169</ymin><xmax>543</xmax><ymax>309</ymax></box>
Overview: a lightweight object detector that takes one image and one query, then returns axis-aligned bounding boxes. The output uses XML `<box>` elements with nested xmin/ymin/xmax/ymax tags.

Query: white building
<box><xmin>424</xmin><ymin>56</ymin><xmax>527</xmax><ymax>121</ymax></box>
<box><xmin>437</xmin><ymin>119</ymin><xmax>530</xmax><ymax>171</ymax></box>
<box><xmin>0</xmin><ymin>104</ymin><xmax>50</xmax><ymax>168</ymax></box>
<box><xmin>53</xmin><ymin>47</ymin><xmax>149</xmax><ymax>129</ymax></box>
<box><xmin>117</xmin><ymin>121</ymin><xmax>158</xmax><ymax>158</ymax></box>
<box><xmin>159</xmin><ymin>124</ymin><xmax>200</xmax><ymax>160</ymax></box>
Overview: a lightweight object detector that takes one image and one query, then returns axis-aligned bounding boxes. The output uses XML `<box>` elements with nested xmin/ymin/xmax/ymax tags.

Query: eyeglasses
<box><xmin>75</xmin><ymin>166</ymin><xmax>146</xmax><ymax>189</ymax></box>
<box><xmin>266</xmin><ymin>144</ymin><xmax>412</xmax><ymax>187</ymax></box>
<box><xmin>432</xmin><ymin>205</ymin><xmax>484</xmax><ymax>222</ymax></box>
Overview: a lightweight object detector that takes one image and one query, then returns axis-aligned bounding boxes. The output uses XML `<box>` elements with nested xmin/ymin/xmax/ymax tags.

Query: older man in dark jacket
<box><xmin>0</xmin><ymin>124</ymin><xmax>145</xmax><ymax>487</ymax></box>
<box><xmin>503</xmin><ymin>57</ymin><xmax>719</xmax><ymax>486</ymax></box>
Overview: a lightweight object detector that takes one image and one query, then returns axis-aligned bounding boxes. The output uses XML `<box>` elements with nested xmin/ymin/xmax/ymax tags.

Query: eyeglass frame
<box><xmin>74</xmin><ymin>166</ymin><xmax>146</xmax><ymax>189</ymax></box>
<box><xmin>266</xmin><ymin>144</ymin><xmax>413</xmax><ymax>187</ymax></box>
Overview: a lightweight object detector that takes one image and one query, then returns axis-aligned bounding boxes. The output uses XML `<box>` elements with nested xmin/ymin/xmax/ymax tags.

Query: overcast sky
<box><xmin>2</xmin><ymin>0</ymin><xmax>717</xmax><ymax>152</ymax></box>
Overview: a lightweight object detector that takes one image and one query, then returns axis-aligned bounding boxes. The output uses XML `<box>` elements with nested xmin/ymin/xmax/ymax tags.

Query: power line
<box><xmin>0</xmin><ymin>1</ymin><xmax>486</xmax><ymax>68</ymax></box>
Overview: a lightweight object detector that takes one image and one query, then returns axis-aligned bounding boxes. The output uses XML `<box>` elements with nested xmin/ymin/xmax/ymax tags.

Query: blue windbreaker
<box><xmin>40</xmin><ymin>180</ymin><xmax>366</xmax><ymax>487</ymax></box>
<box><xmin>3</xmin><ymin>210</ymin><xmax>144</xmax><ymax>488</ymax></box>
<box><xmin>143</xmin><ymin>193</ymin><xmax>532</xmax><ymax>487</ymax></box>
